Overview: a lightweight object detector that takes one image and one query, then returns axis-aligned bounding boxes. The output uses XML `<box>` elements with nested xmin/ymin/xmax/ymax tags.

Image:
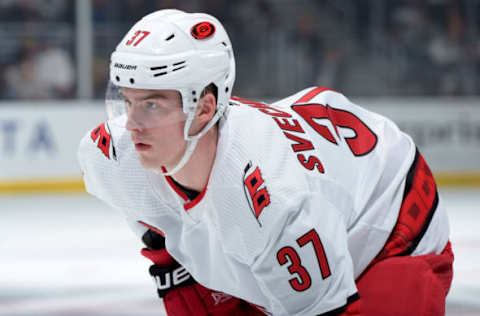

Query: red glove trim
<box><xmin>141</xmin><ymin>247</ymin><xmax>176</xmax><ymax>266</ymax></box>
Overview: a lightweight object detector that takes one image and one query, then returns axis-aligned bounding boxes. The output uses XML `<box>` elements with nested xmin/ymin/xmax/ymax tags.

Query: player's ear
<box><xmin>188</xmin><ymin>93</ymin><xmax>216</xmax><ymax>135</ymax></box>
<box><xmin>196</xmin><ymin>93</ymin><xmax>216</xmax><ymax>121</ymax></box>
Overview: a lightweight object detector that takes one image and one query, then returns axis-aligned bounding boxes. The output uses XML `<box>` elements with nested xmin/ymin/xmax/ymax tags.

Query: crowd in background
<box><xmin>0</xmin><ymin>0</ymin><xmax>75</xmax><ymax>99</ymax></box>
<box><xmin>0</xmin><ymin>0</ymin><xmax>479</xmax><ymax>100</ymax></box>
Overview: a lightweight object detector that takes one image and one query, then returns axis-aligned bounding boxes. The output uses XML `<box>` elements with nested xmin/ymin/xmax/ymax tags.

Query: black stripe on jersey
<box><xmin>316</xmin><ymin>293</ymin><xmax>360</xmax><ymax>316</ymax></box>
<box><xmin>402</xmin><ymin>148</ymin><xmax>419</xmax><ymax>200</ymax></box>
<box><xmin>399</xmin><ymin>147</ymin><xmax>439</xmax><ymax>256</ymax></box>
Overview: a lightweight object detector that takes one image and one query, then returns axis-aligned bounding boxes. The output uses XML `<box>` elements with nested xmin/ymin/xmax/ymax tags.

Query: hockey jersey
<box><xmin>78</xmin><ymin>87</ymin><xmax>449</xmax><ymax>315</ymax></box>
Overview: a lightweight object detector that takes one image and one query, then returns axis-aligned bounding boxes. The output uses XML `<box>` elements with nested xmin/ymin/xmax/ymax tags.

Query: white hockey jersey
<box><xmin>78</xmin><ymin>87</ymin><xmax>449</xmax><ymax>315</ymax></box>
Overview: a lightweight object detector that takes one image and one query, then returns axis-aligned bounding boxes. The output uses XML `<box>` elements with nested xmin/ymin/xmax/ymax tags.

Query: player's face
<box><xmin>122</xmin><ymin>87</ymin><xmax>187</xmax><ymax>171</ymax></box>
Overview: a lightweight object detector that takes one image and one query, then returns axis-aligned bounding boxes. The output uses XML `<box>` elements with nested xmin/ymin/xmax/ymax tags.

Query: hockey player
<box><xmin>78</xmin><ymin>9</ymin><xmax>454</xmax><ymax>316</ymax></box>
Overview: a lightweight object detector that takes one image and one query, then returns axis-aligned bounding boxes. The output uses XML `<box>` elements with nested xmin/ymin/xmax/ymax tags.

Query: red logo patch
<box><xmin>243</xmin><ymin>162</ymin><xmax>270</xmax><ymax>226</ymax></box>
<box><xmin>91</xmin><ymin>122</ymin><xmax>116</xmax><ymax>160</ymax></box>
<box><xmin>191</xmin><ymin>21</ymin><xmax>215</xmax><ymax>39</ymax></box>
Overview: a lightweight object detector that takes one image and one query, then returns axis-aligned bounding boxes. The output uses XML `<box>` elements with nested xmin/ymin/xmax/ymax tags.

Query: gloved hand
<box><xmin>141</xmin><ymin>230</ymin><xmax>197</xmax><ymax>298</ymax></box>
<box><xmin>141</xmin><ymin>228</ymin><xmax>265</xmax><ymax>316</ymax></box>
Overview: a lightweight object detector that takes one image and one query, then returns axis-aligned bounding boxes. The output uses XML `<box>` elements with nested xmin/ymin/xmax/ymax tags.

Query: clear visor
<box><xmin>105</xmin><ymin>81</ymin><xmax>188</xmax><ymax>129</ymax></box>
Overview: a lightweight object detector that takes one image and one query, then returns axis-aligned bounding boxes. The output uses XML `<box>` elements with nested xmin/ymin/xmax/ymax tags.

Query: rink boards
<box><xmin>0</xmin><ymin>97</ymin><xmax>479</xmax><ymax>193</ymax></box>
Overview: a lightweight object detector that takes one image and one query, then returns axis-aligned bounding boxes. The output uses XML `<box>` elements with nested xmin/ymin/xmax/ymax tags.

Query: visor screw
<box><xmin>115</xmin><ymin>76</ymin><xmax>120</xmax><ymax>82</ymax></box>
<box><xmin>193</xmin><ymin>98</ymin><xmax>197</xmax><ymax>103</ymax></box>
<box><xmin>192</xmin><ymin>90</ymin><xmax>196</xmax><ymax>95</ymax></box>
<box><xmin>130</xmin><ymin>78</ymin><xmax>135</xmax><ymax>84</ymax></box>
<box><xmin>225</xmin><ymin>87</ymin><xmax>229</xmax><ymax>92</ymax></box>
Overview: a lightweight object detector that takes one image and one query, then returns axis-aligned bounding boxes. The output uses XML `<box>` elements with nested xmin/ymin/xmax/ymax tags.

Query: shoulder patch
<box><xmin>243</xmin><ymin>161</ymin><xmax>270</xmax><ymax>226</ymax></box>
<box><xmin>90</xmin><ymin>122</ymin><xmax>117</xmax><ymax>160</ymax></box>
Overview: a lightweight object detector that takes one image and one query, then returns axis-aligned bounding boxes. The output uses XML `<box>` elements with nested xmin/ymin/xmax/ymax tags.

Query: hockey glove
<box><xmin>141</xmin><ymin>228</ymin><xmax>265</xmax><ymax>316</ymax></box>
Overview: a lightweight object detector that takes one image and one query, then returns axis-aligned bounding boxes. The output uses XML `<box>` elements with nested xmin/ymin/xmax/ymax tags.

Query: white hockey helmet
<box><xmin>106</xmin><ymin>9</ymin><xmax>236</xmax><ymax>175</ymax></box>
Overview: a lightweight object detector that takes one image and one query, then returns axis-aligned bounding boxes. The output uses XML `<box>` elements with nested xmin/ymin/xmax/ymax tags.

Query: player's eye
<box><xmin>125</xmin><ymin>100</ymin><xmax>132</xmax><ymax>108</ymax></box>
<box><xmin>145</xmin><ymin>102</ymin><xmax>158</xmax><ymax>110</ymax></box>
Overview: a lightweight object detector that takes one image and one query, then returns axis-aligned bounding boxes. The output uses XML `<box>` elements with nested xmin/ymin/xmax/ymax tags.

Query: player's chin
<box><xmin>136</xmin><ymin>153</ymin><xmax>159</xmax><ymax>170</ymax></box>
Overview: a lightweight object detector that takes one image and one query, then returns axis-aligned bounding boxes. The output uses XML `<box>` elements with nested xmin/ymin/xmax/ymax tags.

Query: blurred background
<box><xmin>1</xmin><ymin>0</ymin><xmax>480</xmax><ymax>99</ymax></box>
<box><xmin>1</xmin><ymin>1</ymin><xmax>479</xmax><ymax>315</ymax></box>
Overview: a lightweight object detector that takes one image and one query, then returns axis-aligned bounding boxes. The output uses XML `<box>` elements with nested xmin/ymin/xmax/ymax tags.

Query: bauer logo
<box><xmin>114</xmin><ymin>63</ymin><xmax>137</xmax><ymax>70</ymax></box>
<box><xmin>191</xmin><ymin>21</ymin><xmax>216</xmax><ymax>39</ymax></box>
<box><xmin>153</xmin><ymin>266</ymin><xmax>192</xmax><ymax>290</ymax></box>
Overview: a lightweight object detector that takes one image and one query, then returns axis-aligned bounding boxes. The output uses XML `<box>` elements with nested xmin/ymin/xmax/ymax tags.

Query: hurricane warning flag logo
<box><xmin>243</xmin><ymin>162</ymin><xmax>270</xmax><ymax>226</ymax></box>
<box><xmin>90</xmin><ymin>122</ymin><xmax>117</xmax><ymax>160</ymax></box>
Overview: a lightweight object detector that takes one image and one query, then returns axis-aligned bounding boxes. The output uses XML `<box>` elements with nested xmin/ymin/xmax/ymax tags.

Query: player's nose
<box><xmin>126</xmin><ymin>106</ymin><xmax>146</xmax><ymax>132</ymax></box>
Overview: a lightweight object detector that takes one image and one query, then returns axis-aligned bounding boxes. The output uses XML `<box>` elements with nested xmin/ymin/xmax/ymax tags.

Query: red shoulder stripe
<box><xmin>295</xmin><ymin>86</ymin><xmax>336</xmax><ymax>104</ymax></box>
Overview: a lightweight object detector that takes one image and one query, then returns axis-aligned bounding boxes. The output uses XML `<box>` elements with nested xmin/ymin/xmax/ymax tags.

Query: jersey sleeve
<box><xmin>78</xmin><ymin>120</ymin><xmax>168</xmax><ymax>216</ymax></box>
<box><xmin>250</xmin><ymin>193</ymin><xmax>358</xmax><ymax>316</ymax></box>
<box><xmin>78</xmin><ymin>121</ymin><xmax>121</xmax><ymax>209</ymax></box>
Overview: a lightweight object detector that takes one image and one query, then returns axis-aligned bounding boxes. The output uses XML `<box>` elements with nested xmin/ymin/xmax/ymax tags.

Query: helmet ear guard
<box><xmin>107</xmin><ymin>9</ymin><xmax>235</xmax><ymax>175</ymax></box>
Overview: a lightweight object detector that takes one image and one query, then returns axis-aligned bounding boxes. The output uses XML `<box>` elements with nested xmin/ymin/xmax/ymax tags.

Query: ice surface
<box><xmin>442</xmin><ymin>189</ymin><xmax>480</xmax><ymax>315</ymax></box>
<box><xmin>0</xmin><ymin>195</ymin><xmax>165</xmax><ymax>315</ymax></box>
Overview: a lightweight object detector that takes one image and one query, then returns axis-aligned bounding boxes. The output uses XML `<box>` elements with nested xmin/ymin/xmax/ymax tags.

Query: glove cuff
<box><xmin>141</xmin><ymin>247</ymin><xmax>176</xmax><ymax>266</ymax></box>
<box><xmin>149</xmin><ymin>263</ymin><xmax>197</xmax><ymax>298</ymax></box>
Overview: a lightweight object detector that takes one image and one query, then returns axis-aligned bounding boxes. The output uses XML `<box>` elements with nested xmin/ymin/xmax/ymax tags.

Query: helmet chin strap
<box><xmin>155</xmin><ymin>102</ymin><xmax>226</xmax><ymax>176</ymax></box>
<box><xmin>159</xmin><ymin>137</ymin><xmax>198</xmax><ymax>176</ymax></box>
